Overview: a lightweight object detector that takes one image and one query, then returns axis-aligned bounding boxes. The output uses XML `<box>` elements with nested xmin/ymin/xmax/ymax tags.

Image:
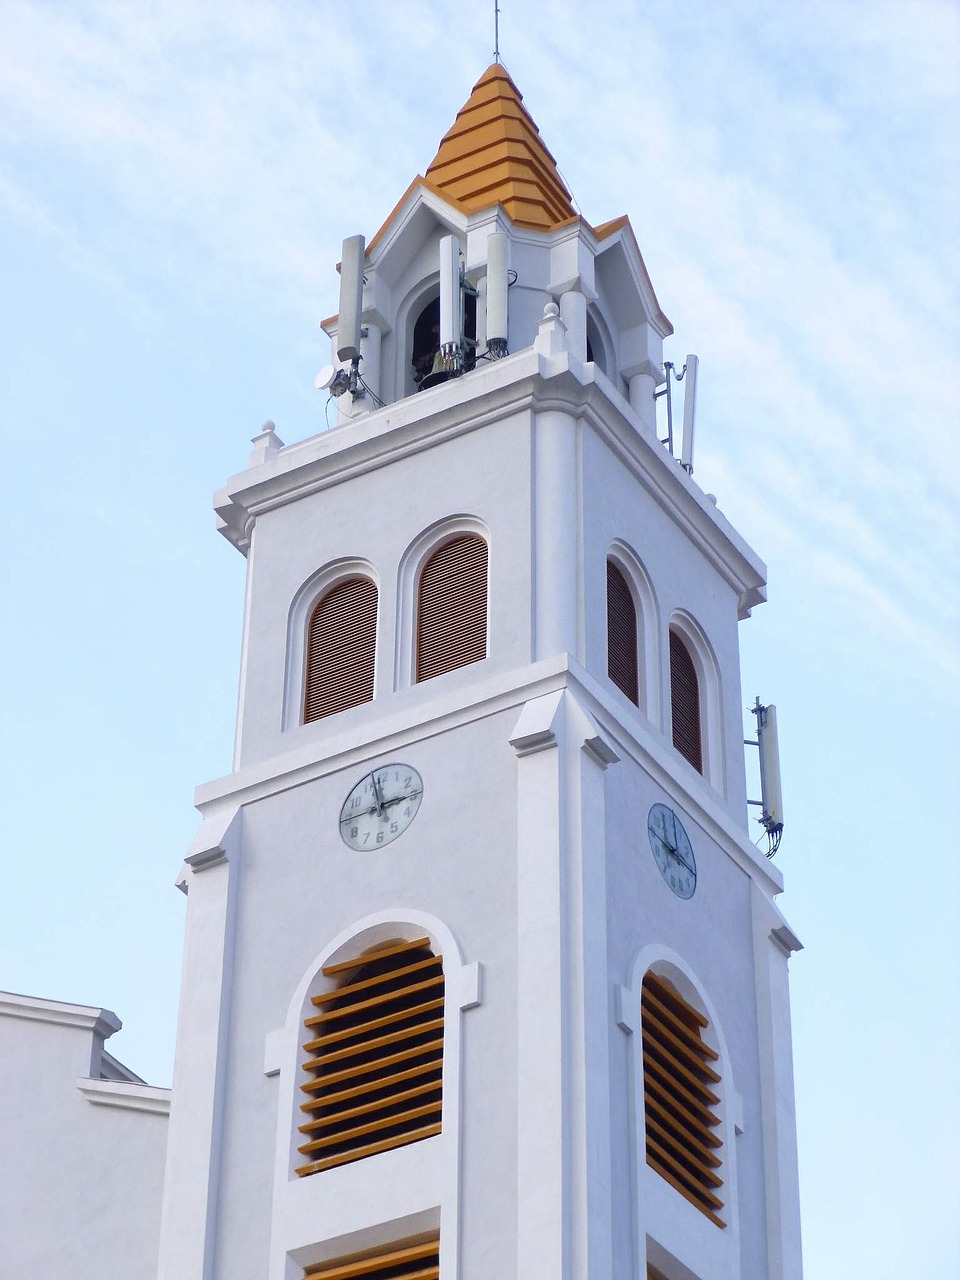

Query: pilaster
<box><xmin>510</xmin><ymin>687</ymin><xmax>619</xmax><ymax>1279</ymax></box>
<box><xmin>157</xmin><ymin>807</ymin><xmax>242</xmax><ymax>1280</ymax></box>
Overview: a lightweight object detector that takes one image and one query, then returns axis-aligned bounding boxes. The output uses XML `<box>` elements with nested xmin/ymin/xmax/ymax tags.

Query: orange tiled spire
<box><xmin>424</xmin><ymin>63</ymin><xmax>578</xmax><ymax>231</ymax></box>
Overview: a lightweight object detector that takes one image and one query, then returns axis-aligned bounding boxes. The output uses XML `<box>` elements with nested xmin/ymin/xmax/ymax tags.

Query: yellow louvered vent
<box><xmin>303</xmin><ymin>1235</ymin><xmax>440</xmax><ymax>1280</ymax></box>
<box><xmin>607</xmin><ymin>560</ymin><xmax>639</xmax><ymax>705</ymax></box>
<box><xmin>303</xmin><ymin>577</ymin><xmax>377</xmax><ymax>723</ymax></box>
<box><xmin>296</xmin><ymin>937</ymin><xmax>444</xmax><ymax>1177</ymax></box>
<box><xmin>641</xmin><ymin>972</ymin><xmax>725</xmax><ymax>1228</ymax></box>
<box><xmin>416</xmin><ymin>535</ymin><xmax>487</xmax><ymax>683</ymax></box>
<box><xmin>669</xmin><ymin>629</ymin><xmax>702</xmax><ymax>773</ymax></box>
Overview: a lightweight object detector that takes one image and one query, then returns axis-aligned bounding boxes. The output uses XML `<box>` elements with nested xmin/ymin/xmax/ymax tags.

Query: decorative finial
<box><xmin>534</xmin><ymin>301</ymin><xmax>568</xmax><ymax>358</ymax></box>
<box><xmin>494</xmin><ymin>1</ymin><xmax>501</xmax><ymax>63</ymax></box>
<box><xmin>249</xmin><ymin>419</ymin><xmax>284</xmax><ymax>466</ymax></box>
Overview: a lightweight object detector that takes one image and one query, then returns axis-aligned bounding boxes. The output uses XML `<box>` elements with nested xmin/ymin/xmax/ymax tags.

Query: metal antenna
<box><xmin>494</xmin><ymin>1</ymin><xmax>501</xmax><ymax>62</ymax></box>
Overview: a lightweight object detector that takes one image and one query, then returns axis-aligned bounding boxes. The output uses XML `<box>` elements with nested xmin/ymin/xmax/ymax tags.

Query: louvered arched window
<box><xmin>669</xmin><ymin>628</ymin><xmax>702</xmax><ymax>773</ymax></box>
<box><xmin>641</xmin><ymin>972</ymin><xmax>724</xmax><ymax>1227</ymax></box>
<box><xmin>303</xmin><ymin>577</ymin><xmax>377</xmax><ymax>723</ymax></box>
<box><xmin>607</xmin><ymin>559</ymin><xmax>639</xmax><ymax>705</ymax></box>
<box><xmin>416</xmin><ymin>534</ymin><xmax>488</xmax><ymax>682</ymax></box>
<box><xmin>296</xmin><ymin>937</ymin><xmax>444</xmax><ymax>1177</ymax></box>
<box><xmin>304</xmin><ymin>1235</ymin><xmax>440</xmax><ymax>1280</ymax></box>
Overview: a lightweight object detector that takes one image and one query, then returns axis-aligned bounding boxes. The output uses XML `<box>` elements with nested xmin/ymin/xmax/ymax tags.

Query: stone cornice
<box><xmin>214</xmin><ymin>351</ymin><xmax>766</xmax><ymax>616</ymax></box>
<box><xmin>192</xmin><ymin>655</ymin><xmax>782</xmax><ymax>897</ymax></box>
<box><xmin>76</xmin><ymin>1077</ymin><xmax>171</xmax><ymax>1116</ymax></box>
<box><xmin>0</xmin><ymin>990</ymin><xmax>121</xmax><ymax>1039</ymax></box>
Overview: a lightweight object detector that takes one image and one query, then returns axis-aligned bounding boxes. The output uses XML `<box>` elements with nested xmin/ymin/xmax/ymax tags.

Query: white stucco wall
<box><xmin>174</xmin><ymin>212</ymin><xmax>799</xmax><ymax>1279</ymax></box>
<box><xmin>0</xmin><ymin>993</ymin><xmax>168</xmax><ymax>1280</ymax></box>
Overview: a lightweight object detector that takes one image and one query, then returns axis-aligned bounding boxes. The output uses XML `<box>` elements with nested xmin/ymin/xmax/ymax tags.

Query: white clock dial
<box><xmin>647</xmin><ymin>802</ymin><xmax>697</xmax><ymax>899</ymax></box>
<box><xmin>339</xmin><ymin>763</ymin><xmax>423</xmax><ymax>851</ymax></box>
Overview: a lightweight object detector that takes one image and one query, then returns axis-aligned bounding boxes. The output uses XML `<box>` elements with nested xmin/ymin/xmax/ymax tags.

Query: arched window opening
<box><xmin>416</xmin><ymin>534</ymin><xmax>488</xmax><ymax>682</ymax></box>
<box><xmin>296</xmin><ymin>937</ymin><xmax>444</xmax><ymax>1177</ymax></box>
<box><xmin>641</xmin><ymin>972</ymin><xmax>724</xmax><ymax>1228</ymax></box>
<box><xmin>607</xmin><ymin>559</ymin><xmax>639</xmax><ymax>706</ymax></box>
<box><xmin>586</xmin><ymin>311</ymin><xmax>607</xmax><ymax>375</ymax></box>
<box><xmin>463</xmin><ymin>289</ymin><xmax>478</xmax><ymax>371</ymax></box>
<box><xmin>303</xmin><ymin>577</ymin><xmax>377</xmax><ymax>723</ymax></box>
<box><xmin>411</xmin><ymin>292</ymin><xmax>478</xmax><ymax>391</ymax></box>
<box><xmin>412</xmin><ymin>297</ymin><xmax>441</xmax><ymax>389</ymax></box>
<box><xmin>669</xmin><ymin>628</ymin><xmax>702</xmax><ymax>773</ymax></box>
<box><xmin>303</xmin><ymin>1234</ymin><xmax>440</xmax><ymax>1280</ymax></box>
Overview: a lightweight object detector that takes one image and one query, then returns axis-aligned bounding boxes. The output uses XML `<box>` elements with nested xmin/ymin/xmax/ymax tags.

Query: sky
<box><xmin>1</xmin><ymin>1</ymin><xmax>958</xmax><ymax>1274</ymax></box>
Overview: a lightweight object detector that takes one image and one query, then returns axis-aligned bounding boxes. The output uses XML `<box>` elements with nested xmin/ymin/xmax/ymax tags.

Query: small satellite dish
<box><xmin>315</xmin><ymin>365</ymin><xmax>338</xmax><ymax>391</ymax></box>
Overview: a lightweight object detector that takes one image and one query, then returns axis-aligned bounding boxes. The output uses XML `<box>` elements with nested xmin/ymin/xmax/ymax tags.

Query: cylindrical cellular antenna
<box><xmin>336</xmin><ymin>234</ymin><xmax>366</xmax><ymax>363</ymax></box>
<box><xmin>439</xmin><ymin>234</ymin><xmax>462</xmax><ymax>355</ymax></box>
<box><xmin>486</xmin><ymin>231</ymin><xmax>509</xmax><ymax>357</ymax></box>
<box><xmin>680</xmin><ymin>353</ymin><xmax>698</xmax><ymax>474</ymax></box>
<box><xmin>757</xmin><ymin>702</ymin><xmax>784</xmax><ymax>832</ymax></box>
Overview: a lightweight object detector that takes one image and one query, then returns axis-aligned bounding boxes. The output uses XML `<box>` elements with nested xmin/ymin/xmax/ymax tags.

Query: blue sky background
<box><xmin>1</xmin><ymin>2</ymin><xmax>957</xmax><ymax>1274</ymax></box>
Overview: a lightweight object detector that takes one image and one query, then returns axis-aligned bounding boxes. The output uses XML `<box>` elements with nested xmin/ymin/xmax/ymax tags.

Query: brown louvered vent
<box><xmin>607</xmin><ymin>560</ymin><xmax>639</xmax><ymax>705</ymax></box>
<box><xmin>303</xmin><ymin>1234</ymin><xmax>440</xmax><ymax>1280</ymax></box>
<box><xmin>303</xmin><ymin>577</ymin><xmax>378</xmax><ymax>723</ymax></box>
<box><xmin>416</xmin><ymin>534</ymin><xmax>487</xmax><ymax>682</ymax></box>
<box><xmin>669</xmin><ymin>629</ymin><xmax>702</xmax><ymax>773</ymax></box>
<box><xmin>641</xmin><ymin>972</ymin><xmax>724</xmax><ymax>1228</ymax></box>
<box><xmin>296</xmin><ymin>937</ymin><xmax>444</xmax><ymax>1177</ymax></box>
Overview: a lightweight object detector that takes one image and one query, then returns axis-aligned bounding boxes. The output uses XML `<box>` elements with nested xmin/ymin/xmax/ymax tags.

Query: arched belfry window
<box><xmin>669</xmin><ymin>628</ymin><xmax>702</xmax><ymax>773</ymax></box>
<box><xmin>411</xmin><ymin>296</ymin><xmax>441</xmax><ymax>389</ymax></box>
<box><xmin>302</xmin><ymin>577</ymin><xmax>378</xmax><ymax>723</ymax></box>
<box><xmin>411</xmin><ymin>292</ymin><xmax>477</xmax><ymax>392</ymax></box>
<box><xmin>416</xmin><ymin>534</ymin><xmax>488</xmax><ymax>682</ymax></box>
<box><xmin>586</xmin><ymin>310</ymin><xmax>607</xmax><ymax>375</ymax></box>
<box><xmin>296</xmin><ymin>937</ymin><xmax>444</xmax><ymax>1177</ymax></box>
<box><xmin>607</xmin><ymin>559</ymin><xmax>639</xmax><ymax>705</ymax></box>
<box><xmin>641</xmin><ymin>972</ymin><xmax>725</xmax><ymax>1228</ymax></box>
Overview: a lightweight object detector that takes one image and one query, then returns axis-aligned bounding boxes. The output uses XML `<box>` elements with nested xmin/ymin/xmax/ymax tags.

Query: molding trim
<box><xmin>213</xmin><ymin>352</ymin><xmax>765</xmax><ymax>616</ymax></box>
<box><xmin>770</xmin><ymin>923</ymin><xmax>803</xmax><ymax>957</ymax></box>
<box><xmin>183</xmin><ymin>806</ymin><xmax>242</xmax><ymax>877</ymax></box>
<box><xmin>0</xmin><ymin>991</ymin><xmax>121</xmax><ymax>1039</ymax></box>
<box><xmin>77</xmin><ymin>1077</ymin><xmax>171</xmax><ymax>1115</ymax></box>
<box><xmin>509</xmin><ymin>689</ymin><xmax>563</xmax><ymax>756</ymax></box>
<box><xmin>195</xmin><ymin>656</ymin><xmax>782</xmax><ymax>896</ymax></box>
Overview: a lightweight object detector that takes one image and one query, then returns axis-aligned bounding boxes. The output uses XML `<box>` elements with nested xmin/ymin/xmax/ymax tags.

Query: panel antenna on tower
<box><xmin>746</xmin><ymin>698</ymin><xmax>784</xmax><ymax>856</ymax></box>
<box><xmin>337</xmin><ymin>234</ymin><xmax>366</xmax><ymax>364</ymax></box>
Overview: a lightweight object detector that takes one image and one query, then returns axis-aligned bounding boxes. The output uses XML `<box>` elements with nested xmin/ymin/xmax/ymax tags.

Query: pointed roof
<box><xmin>424</xmin><ymin>63</ymin><xmax>578</xmax><ymax>231</ymax></box>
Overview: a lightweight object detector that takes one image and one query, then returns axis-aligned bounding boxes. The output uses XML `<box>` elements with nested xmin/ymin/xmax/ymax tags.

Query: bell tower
<box><xmin>157</xmin><ymin>64</ymin><xmax>803</xmax><ymax>1280</ymax></box>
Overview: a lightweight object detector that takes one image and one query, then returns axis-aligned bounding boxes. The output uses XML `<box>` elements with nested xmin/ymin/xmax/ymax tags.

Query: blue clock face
<box><xmin>647</xmin><ymin>803</ymin><xmax>697</xmax><ymax>899</ymax></box>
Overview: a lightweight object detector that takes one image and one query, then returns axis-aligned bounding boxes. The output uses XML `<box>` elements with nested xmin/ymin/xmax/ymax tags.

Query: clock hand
<box><xmin>380</xmin><ymin>791</ymin><xmax>422</xmax><ymax>810</ymax></box>
<box><xmin>340</xmin><ymin>804</ymin><xmax>381</xmax><ymax>824</ymax></box>
<box><xmin>371</xmin><ymin>772</ymin><xmax>386</xmax><ymax>817</ymax></box>
<box><xmin>670</xmin><ymin>844</ymin><xmax>695</xmax><ymax>875</ymax></box>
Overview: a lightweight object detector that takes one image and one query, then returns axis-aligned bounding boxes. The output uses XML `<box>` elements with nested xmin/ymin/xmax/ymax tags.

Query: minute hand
<box><xmin>371</xmin><ymin>773</ymin><xmax>387</xmax><ymax>816</ymax></box>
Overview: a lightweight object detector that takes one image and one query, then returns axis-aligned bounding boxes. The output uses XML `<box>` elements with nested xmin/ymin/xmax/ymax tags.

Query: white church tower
<box><xmin>157</xmin><ymin>65</ymin><xmax>803</xmax><ymax>1280</ymax></box>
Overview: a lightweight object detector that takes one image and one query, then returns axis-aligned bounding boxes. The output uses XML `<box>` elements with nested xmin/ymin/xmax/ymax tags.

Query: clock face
<box><xmin>647</xmin><ymin>802</ymin><xmax>697</xmax><ymax>899</ymax></box>
<box><xmin>339</xmin><ymin>763</ymin><xmax>423</xmax><ymax>851</ymax></box>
